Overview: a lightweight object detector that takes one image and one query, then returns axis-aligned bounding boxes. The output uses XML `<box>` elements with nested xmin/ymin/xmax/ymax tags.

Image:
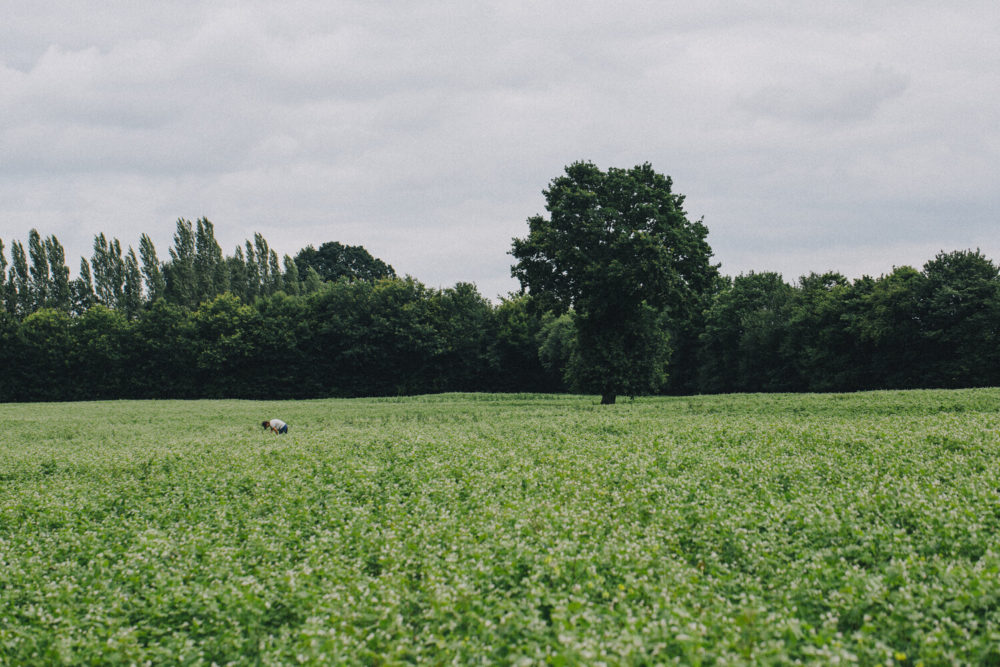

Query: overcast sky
<box><xmin>3</xmin><ymin>1</ymin><xmax>999</xmax><ymax>300</ymax></box>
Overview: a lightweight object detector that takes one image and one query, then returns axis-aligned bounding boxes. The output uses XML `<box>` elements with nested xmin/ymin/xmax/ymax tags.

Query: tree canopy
<box><xmin>511</xmin><ymin>161</ymin><xmax>718</xmax><ymax>403</ymax></box>
<box><xmin>2</xmin><ymin>220</ymin><xmax>1000</xmax><ymax>403</ymax></box>
<box><xmin>295</xmin><ymin>241</ymin><xmax>396</xmax><ymax>283</ymax></box>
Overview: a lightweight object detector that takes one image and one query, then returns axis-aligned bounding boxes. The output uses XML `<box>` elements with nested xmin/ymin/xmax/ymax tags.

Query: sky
<box><xmin>2</xmin><ymin>1</ymin><xmax>999</xmax><ymax>300</ymax></box>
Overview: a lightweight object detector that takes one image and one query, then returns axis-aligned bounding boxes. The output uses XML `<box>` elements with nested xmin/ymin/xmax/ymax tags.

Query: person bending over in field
<box><xmin>262</xmin><ymin>419</ymin><xmax>288</xmax><ymax>434</ymax></box>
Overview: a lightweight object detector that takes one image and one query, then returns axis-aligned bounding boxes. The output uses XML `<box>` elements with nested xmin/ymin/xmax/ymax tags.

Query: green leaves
<box><xmin>511</xmin><ymin>162</ymin><xmax>718</xmax><ymax>401</ymax></box>
<box><xmin>2</xmin><ymin>390</ymin><xmax>999</xmax><ymax>663</ymax></box>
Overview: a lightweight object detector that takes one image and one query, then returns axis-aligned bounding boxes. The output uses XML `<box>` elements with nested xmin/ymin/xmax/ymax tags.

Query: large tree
<box><xmin>511</xmin><ymin>161</ymin><xmax>718</xmax><ymax>404</ymax></box>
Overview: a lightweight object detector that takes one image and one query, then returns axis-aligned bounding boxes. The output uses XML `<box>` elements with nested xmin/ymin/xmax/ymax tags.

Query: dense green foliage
<box><xmin>1</xmin><ymin>219</ymin><xmax>392</xmax><ymax>325</ymax></box>
<box><xmin>511</xmin><ymin>162</ymin><xmax>719</xmax><ymax>403</ymax></box>
<box><xmin>3</xmin><ymin>211</ymin><xmax>1000</xmax><ymax>401</ymax></box>
<box><xmin>0</xmin><ymin>282</ymin><xmax>508</xmax><ymax>401</ymax></box>
<box><xmin>2</xmin><ymin>391</ymin><xmax>999</xmax><ymax>664</ymax></box>
<box><xmin>698</xmin><ymin>250</ymin><xmax>1000</xmax><ymax>393</ymax></box>
<box><xmin>295</xmin><ymin>241</ymin><xmax>396</xmax><ymax>284</ymax></box>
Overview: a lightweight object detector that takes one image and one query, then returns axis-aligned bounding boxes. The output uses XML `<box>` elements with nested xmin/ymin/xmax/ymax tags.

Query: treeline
<box><xmin>0</xmin><ymin>280</ymin><xmax>553</xmax><ymax>401</ymax></box>
<box><xmin>697</xmin><ymin>249</ymin><xmax>1000</xmax><ymax>393</ymax></box>
<box><xmin>2</xmin><ymin>221</ymin><xmax>999</xmax><ymax>400</ymax></box>
<box><xmin>0</xmin><ymin>219</ymin><xmax>394</xmax><ymax>319</ymax></box>
<box><xmin>0</xmin><ymin>219</ymin><xmax>553</xmax><ymax>401</ymax></box>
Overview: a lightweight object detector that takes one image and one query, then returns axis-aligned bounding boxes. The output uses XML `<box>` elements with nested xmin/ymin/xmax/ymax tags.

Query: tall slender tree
<box><xmin>0</xmin><ymin>239</ymin><xmax>8</xmax><ymax>314</ymax></box>
<box><xmin>110</xmin><ymin>239</ymin><xmax>126</xmax><ymax>308</ymax></box>
<box><xmin>45</xmin><ymin>235</ymin><xmax>71</xmax><ymax>312</ymax></box>
<box><xmin>282</xmin><ymin>254</ymin><xmax>301</xmax><ymax>296</ymax></box>
<box><xmin>244</xmin><ymin>240</ymin><xmax>261</xmax><ymax>302</ymax></box>
<box><xmin>122</xmin><ymin>247</ymin><xmax>143</xmax><ymax>318</ymax></box>
<box><xmin>268</xmin><ymin>249</ymin><xmax>283</xmax><ymax>294</ymax></box>
<box><xmin>91</xmin><ymin>234</ymin><xmax>112</xmax><ymax>307</ymax></box>
<box><xmin>71</xmin><ymin>258</ymin><xmax>97</xmax><ymax>316</ymax></box>
<box><xmin>165</xmin><ymin>219</ymin><xmax>197</xmax><ymax>308</ymax></box>
<box><xmin>28</xmin><ymin>229</ymin><xmax>50</xmax><ymax>311</ymax></box>
<box><xmin>227</xmin><ymin>246</ymin><xmax>248</xmax><ymax>302</ymax></box>
<box><xmin>194</xmin><ymin>218</ymin><xmax>227</xmax><ymax>302</ymax></box>
<box><xmin>139</xmin><ymin>234</ymin><xmax>166</xmax><ymax>303</ymax></box>
<box><xmin>254</xmin><ymin>234</ymin><xmax>271</xmax><ymax>296</ymax></box>
<box><xmin>92</xmin><ymin>234</ymin><xmax>126</xmax><ymax>309</ymax></box>
<box><xmin>10</xmin><ymin>241</ymin><xmax>31</xmax><ymax>316</ymax></box>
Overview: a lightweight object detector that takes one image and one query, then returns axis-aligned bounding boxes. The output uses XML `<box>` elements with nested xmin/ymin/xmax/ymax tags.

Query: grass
<box><xmin>1</xmin><ymin>390</ymin><xmax>999</xmax><ymax>664</ymax></box>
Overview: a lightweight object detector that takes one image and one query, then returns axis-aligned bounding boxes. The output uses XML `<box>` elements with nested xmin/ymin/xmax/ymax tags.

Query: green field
<box><xmin>2</xmin><ymin>391</ymin><xmax>1000</xmax><ymax>665</ymax></box>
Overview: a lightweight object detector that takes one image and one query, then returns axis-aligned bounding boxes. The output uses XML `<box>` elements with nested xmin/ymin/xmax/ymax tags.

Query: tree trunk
<box><xmin>600</xmin><ymin>392</ymin><xmax>616</xmax><ymax>405</ymax></box>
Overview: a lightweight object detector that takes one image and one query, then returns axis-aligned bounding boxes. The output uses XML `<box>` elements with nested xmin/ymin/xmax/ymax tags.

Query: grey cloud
<box><xmin>738</xmin><ymin>67</ymin><xmax>910</xmax><ymax>123</ymax></box>
<box><xmin>2</xmin><ymin>2</ymin><xmax>1000</xmax><ymax>300</ymax></box>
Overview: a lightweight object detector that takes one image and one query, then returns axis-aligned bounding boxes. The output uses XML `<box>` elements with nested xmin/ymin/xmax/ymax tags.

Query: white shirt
<box><xmin>269</xmin><ymin>419</ymin><xmax>287</xmax><ymax>430</ymax></box>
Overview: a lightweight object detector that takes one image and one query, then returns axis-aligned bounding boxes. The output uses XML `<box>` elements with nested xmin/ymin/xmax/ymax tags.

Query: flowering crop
<box><xmin>1</xmin><ymin>390</ymin><xmax>999</xmax><ymax>664</ymax></box>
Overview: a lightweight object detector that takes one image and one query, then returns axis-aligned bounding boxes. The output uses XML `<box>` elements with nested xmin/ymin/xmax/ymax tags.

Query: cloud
<box><xmin>2</xmin><ymin>2</ymin><xmax>1000</xmax><ymax>300</ymax></box>
<box><xmin>737</xmin><ymin>66</ymin><xmax>909</xmax><ymax>124</ymax></box>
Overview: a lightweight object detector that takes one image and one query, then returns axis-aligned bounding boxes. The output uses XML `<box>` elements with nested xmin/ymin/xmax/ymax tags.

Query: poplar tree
<box><xmin>92</xmin><ymin>234</ymin><xmax>126</xmax><ymax>309</ymax></box>
<box><xmin>139</xmin><ymin>234</ymin><xmax>165</xmax><ymax>303</ymax></box>
<box><xmin>91</xmin><ymin>234</ymin><xmax>111</xmax><ymax>306</ymax></box>
<box><xmin>110</xmin><ymin>239</ymin><xmax>126</xmax><ymax>308</ymax></box>
<box><xmin>0</xmin><ymin>239</ymin><xmax>7</xmax><ymax>313</ymax></box>
<box><xmin>254</xmin><ymin>234</ymin><xmax>271</xmax><ymax>296</ymax></box>
<box><xmin>195</xmin><ymin>218</ymin><xmax>227</xmax><ymax>302</ymax></box>
<box><xmin>28</xmin><ymin>229</ymin><xmax>49</xmax><ymax>311</ymax></box>
<box><xmin>165</xmin><ymin>219</ymin><xmax>196</xmax><ymax>308</ymax></box>
<box><xmin>283</xmin><ymin>254</ymin><xmax>301</xmax><ymax>296</ymax></box>
<box><xmin>122</xmin><ymin>247</ymin><xmax>143</xmax><ymax>318</ymax></box>
<box><xmin>45</xmin><ymin>235</ymin><xmax>71</xmax><ymax>312</ymax></box>
<box><xmin>244</xmin><ymin>240</ymin><xmax>260</xmax><ymax>302</ymax></box>
<box><xmin>227</xmin><ymin>246</ymin><xmax>248</xmax><ymax>302</ymax></box>
<box><xmin>10</xmin><ymin>241</ymin><xmax>31</xmax><ymax>316</ymax></box>
<box><xmin>71</xmin><ymin>258</ymin><xmax>97</xmax><ymax>316</ymax></box>
<box><xmin>268</xmin><ymin>249</ymin><xmax>283</xmax><ymax>294</ymax></box>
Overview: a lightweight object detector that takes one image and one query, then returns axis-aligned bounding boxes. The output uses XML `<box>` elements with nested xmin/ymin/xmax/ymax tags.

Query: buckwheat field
<box><xmin>2</xmin><ymin>390</ymin><xmax>999</xmax><ymax>665</ymax></box>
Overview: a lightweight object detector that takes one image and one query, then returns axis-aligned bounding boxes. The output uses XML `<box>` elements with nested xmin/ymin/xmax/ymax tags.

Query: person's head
<box><xmin>261</xmin><ymin>420</ymin><xmax>270</xmax><ymax>429</ymax></box>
